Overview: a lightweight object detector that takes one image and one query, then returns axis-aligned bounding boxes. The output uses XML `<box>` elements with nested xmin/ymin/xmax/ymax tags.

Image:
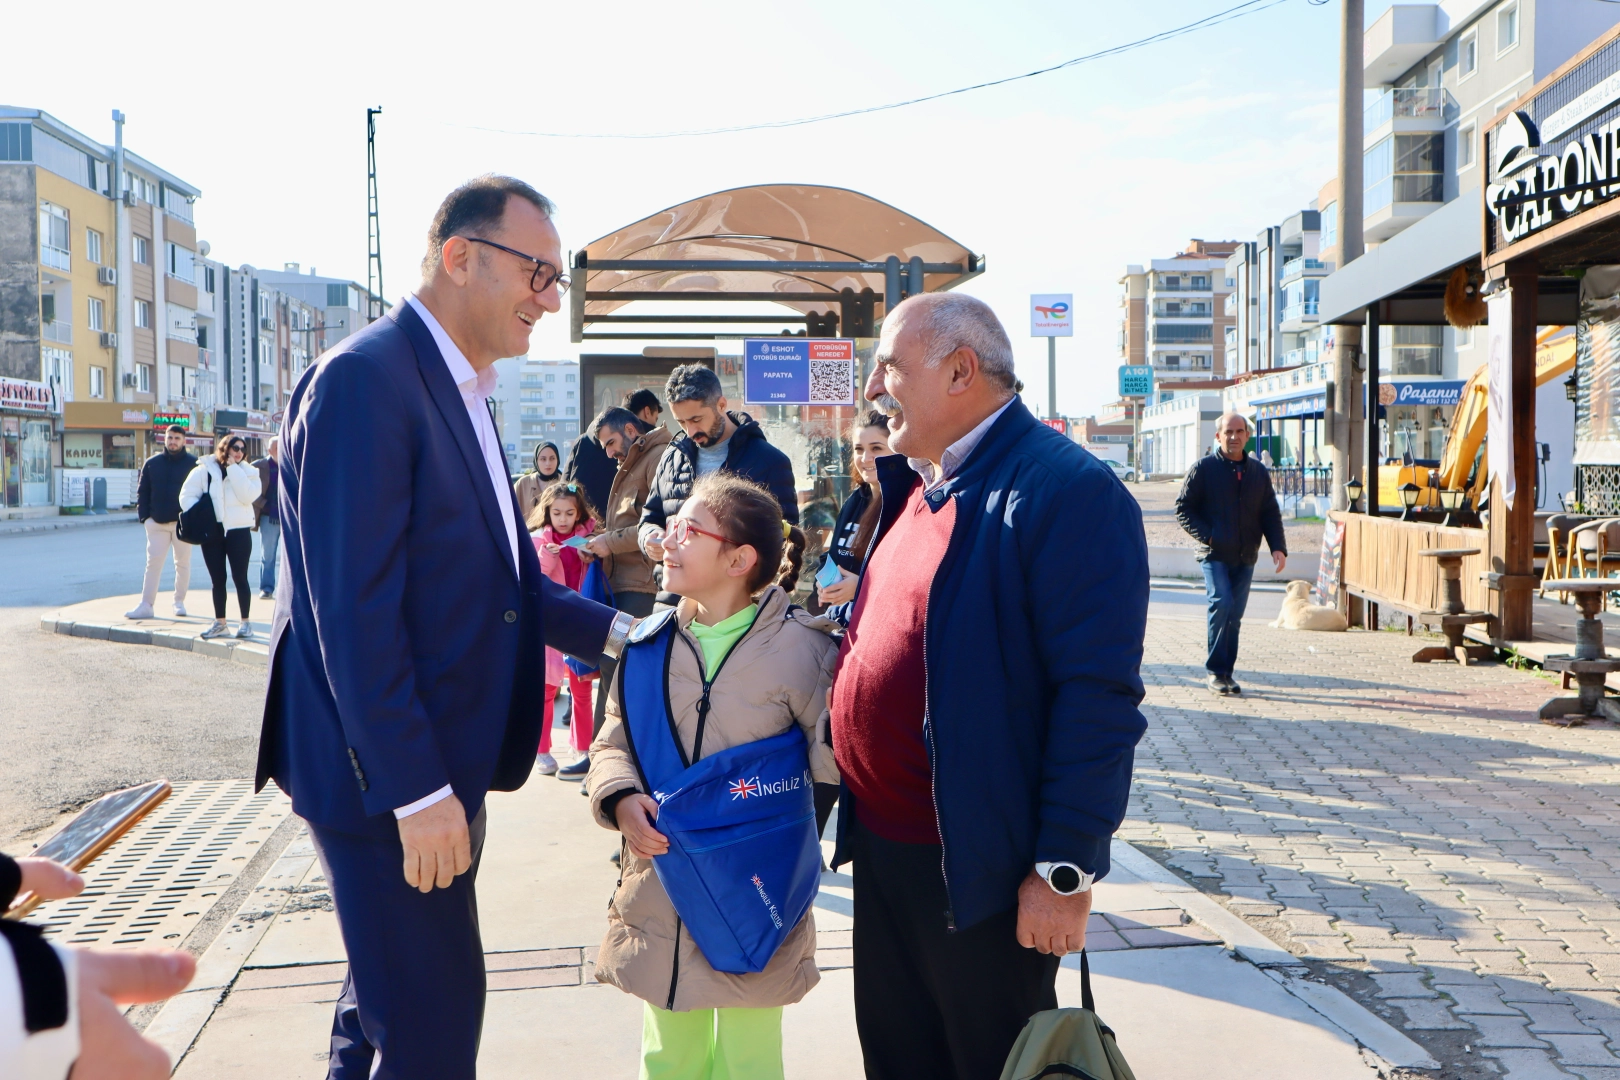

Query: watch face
<box><xmin>1050</xmin><ymin>865</ymin><xmax>1082</xmax><ymax>894</ymax></box>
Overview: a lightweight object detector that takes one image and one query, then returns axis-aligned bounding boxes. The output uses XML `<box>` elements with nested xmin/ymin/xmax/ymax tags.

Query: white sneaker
<box><xmin>535</xmin><ymin>752</ymin><xmax>559</xmax><ymax>775</ymax></box>
<box><xmin>199</xmin><ymin>622</ymin><xmax>230</xmax><ymax>640</ymax></box>
<box><xmin>235</xmin><ymin>621</ymin><xmax>253</xmax><ymax>639</ymax></box>
<box><xmin>124</xmin><ymin>604</ymin><xmax>155</xmax><ymax>620</ymax></box>
<box><xmin>172</xmin><ymin>601</ymin><xmax>188</xmax><ymax>617</ymax></box>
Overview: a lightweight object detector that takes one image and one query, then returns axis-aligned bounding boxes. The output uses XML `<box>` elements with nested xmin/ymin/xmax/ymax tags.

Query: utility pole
<box><xmin>111</xmin><ymin>110</ymin><xmax>133</xmax><ymax>405</ymax></box>
<box><xmin>1331</xmin><ymin>0</ymin><xmax>1365</xmax><ymax>512</ymax></box>
<box><xmin>1047</xmin><ymin>337</ymin><xmax>1057</xmax><ymax>419</ymax></box>
<box><xmin>366</xmin><ymin>107</ymin><xmax>384</xmax><ymax>324</ymax></box>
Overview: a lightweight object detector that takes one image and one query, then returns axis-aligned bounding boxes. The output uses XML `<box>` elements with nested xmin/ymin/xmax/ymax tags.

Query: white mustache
<box><xmin>875</xmin><ymin>394</ymin><xmax>902</xmax><ymax>415</ymax></box>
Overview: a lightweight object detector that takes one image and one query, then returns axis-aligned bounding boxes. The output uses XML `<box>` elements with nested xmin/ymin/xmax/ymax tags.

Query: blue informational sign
<box><xmin>1118</xmin><ymin>365</ymin><xmax>1154</xmax><ymax>397</ymax></box>
<box><xmin>743</xmin><ymin>339</ymin><xmax>856</xmax><ymax>406</ymax></box>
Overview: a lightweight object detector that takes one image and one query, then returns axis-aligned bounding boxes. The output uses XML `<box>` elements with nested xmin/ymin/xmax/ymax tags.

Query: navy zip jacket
<box><xmin>830</xmin><ymin>399</ymin><xmax>1149</xmax><ymax>931</ymax></box>
<box><xmin>640</xmin><ymin>411</ymin><xmax>799</xmax><ymax>529</ymax></box>
<box><xmin>1174</xmin><ymin>451</ymin><xmax>1286</xmax><ymax>566</ymax></box>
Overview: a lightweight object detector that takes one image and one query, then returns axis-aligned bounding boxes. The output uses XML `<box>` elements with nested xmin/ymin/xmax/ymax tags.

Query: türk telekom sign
<box><xmin>0</xmin><ymin>376</ymin><xmax>56</xmax><ymax>414</ymax></box>
<box><xmin>1486</xmin><ymin>23</ymin><xmax>1620</xmax><ymax>263</ymax></box>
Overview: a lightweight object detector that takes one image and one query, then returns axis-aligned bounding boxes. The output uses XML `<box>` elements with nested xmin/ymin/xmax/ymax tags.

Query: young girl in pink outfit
<box><xmin>528</xmin><ymin>480</ymin><xmax>602</xmax><ymax>775</ymax></box>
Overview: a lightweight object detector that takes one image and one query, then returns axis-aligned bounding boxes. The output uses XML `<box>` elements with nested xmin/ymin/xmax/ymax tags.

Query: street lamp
<box><xmin>1345</xmin><ymin>477</ymin><xmax>1364</xmax><ymax>513</ymax></box>
<box><xmin>1399</xmin><ymin>482</ymin><xmax>1421</xmax><ymax>521</ymax></box>
<box><xmin>1439</xmin><ymin>487</ymin><xmax>1465</xmax><ymax>528</ymax></box>
<box><xmin>1566</xmin><ymin>371</ymin><xmax>1579</xmax><ymax>402</ymax></box>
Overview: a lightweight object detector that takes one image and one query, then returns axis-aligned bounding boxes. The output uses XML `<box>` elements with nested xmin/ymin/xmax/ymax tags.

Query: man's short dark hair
<box><xmin>166</xmin><ymin>425</ymin><xmax>187</xmax><ymax>436</ymax></box>
<box><xmin>422</xmin><ymin>175</ymin><xmax>555</xmax><ymax>277</ymax></box>
<box><xmin>665</xmin><ymin>364</ymin><xmax>723</xmax><ymax>408</ymax></box>
<box><xmin>592</xmin><ymin>407</ymin><xmax>648</xmax><ymax>441</ymax></box>
<box><xmin>623</xmin><ymin>389</ymin><xmax>662</xmax><ymax>416</ymax></box>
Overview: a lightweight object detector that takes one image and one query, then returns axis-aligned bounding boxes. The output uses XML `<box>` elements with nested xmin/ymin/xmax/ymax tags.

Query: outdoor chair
<box><xmin>1570</xmin><ymin>520</ymin><xmax>1620</xmax><ymax>609</ymax></box>
<box><xmin>1544</xmin><ymin>514</ymin><xmax>1593</xmax><ymax>601</ymax></box>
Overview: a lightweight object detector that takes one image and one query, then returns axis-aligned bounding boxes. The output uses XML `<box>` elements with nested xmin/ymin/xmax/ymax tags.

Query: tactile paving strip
<box><xmin>27</xmin><ymin>779</ymin><xmax>291</xmax><ymax>947</ymax></box>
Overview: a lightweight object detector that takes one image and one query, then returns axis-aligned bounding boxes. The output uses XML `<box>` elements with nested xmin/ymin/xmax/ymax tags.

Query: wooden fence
<box><xmin>1334</xmin><ymin>512</ymin><xmax>1494</xmax><ymax>625</ymax></box>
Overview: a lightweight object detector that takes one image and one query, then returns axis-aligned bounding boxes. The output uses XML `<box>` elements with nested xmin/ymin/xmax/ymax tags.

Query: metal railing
<box><xmin>1281</xmin><ymin>300</ymin><xmax>1320</xmax><ymax>323</ymax></box>
<box><xmin>1153</xmin><ymin>309</ymin><xmax>1213</xmax><ymax>319</ymax></box>
<box><xmin>1365</xmin><ymin>86</ymin><xmax>1449</xmax><ymax>130</ymax></box>
<box><xmin>1152</xmin><ymin>284</ymin><xmax>1213</xmax><ymax>293</ymax></box>
<box><xmin>1270</xmin><ymin>466</ymin><xmax>1333</xmax><ymax>499</ymax></box>
<box><xmin>40</xmin><ymin>245</ymin><xmax>69</xmax><ymax>272</ymax></box>
<box><xmin>41</xmin><ymin>320</ymin><xmax>71</xmax><ymax>344</ymax></box>
<box><xmin>1366</xmin><ymin>173</ymin><xmax>1444</xmax><ymax>213</ymax></box>
<box><xmin>1280</xmin><ymin>257</ymin><xmax>1333</xmax><ymax>281</ymax></box>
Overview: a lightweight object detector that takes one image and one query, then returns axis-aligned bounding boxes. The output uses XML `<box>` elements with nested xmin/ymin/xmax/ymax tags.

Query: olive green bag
<box><xmin>999</xmin><ymin>952</ymin><xmax>1137</xmax><ymax>1080</ymax></box>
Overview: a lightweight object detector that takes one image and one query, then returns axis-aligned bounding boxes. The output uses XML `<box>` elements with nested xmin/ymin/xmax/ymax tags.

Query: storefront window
<box><xmin>20</xmin><ymin>420</ymin><xmax>52</xmax><ymax>506</ymax></box>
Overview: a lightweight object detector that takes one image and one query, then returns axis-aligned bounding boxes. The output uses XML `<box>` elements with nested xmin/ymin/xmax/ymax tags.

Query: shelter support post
<box><xmin>1366</xmin><ymin>307</ymin><xmax>1380</xmax><ymax>514</ymax></box>
<box><xmin>907</xmin><ymin>256</ymin><xmax>924</xmax><ymax>300</ymax></box>
<box><xmin>1498</xmin><ymin>259</ymin><xmax>1540</xmax><ymax>641</ymax></box>
<box><xmin>885</xmin><ymin>256</ymin><xmax>902</xmax><ymax>318</ymax></box>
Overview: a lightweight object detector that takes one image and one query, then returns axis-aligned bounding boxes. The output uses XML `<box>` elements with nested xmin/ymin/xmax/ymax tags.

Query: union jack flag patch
<box><xmin>729</xmin><ymin>777</ymin><xmax>760</xmax><ymax>800</ymax></box>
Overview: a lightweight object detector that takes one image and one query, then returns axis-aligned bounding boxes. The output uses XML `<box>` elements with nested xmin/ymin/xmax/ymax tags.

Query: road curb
<box><xmin>40</xmin><ymin>613</ymin><xmax>269</xmax><ymax>668</ymax></box>
<box><xmin>0</xmin><ymin>512</ymin><xmax>139</xmax><ymax>537</ymax></box>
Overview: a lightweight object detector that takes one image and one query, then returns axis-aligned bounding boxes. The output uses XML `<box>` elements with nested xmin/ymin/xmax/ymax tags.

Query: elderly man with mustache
<box><xmin>825</xmin><ymin>292</ymin><xmax>1150</xmax><ymax>1080</ymax></box>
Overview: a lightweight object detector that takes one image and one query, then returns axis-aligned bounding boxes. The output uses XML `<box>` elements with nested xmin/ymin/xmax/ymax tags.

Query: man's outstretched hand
<box><xmin>398</xmin><ymin>794</ymin><xmax>471</xmax><ymax>893</ymax></box>
<box><xmin>72</xmin><ymin>947</ymin><xmax>196</xmax><ymax>1080</ymax></box>
<box><xmin>1016</xmin><ymin>870</ymin><xmax>1092</xmax><ymax>956</ymax></box>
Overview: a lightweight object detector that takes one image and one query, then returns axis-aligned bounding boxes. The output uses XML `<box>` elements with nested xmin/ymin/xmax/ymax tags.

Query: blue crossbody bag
<box><xmin>617</xmin><ymin>609</ymin><xmax>822</xmax><ymax>975</ymax></box>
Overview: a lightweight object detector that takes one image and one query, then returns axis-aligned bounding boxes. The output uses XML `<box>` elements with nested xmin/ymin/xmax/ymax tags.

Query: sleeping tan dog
<box><xmin>1271</xmin><ymin>580</ymin><xmax>1349</xmax><ymax>632</ymax></box>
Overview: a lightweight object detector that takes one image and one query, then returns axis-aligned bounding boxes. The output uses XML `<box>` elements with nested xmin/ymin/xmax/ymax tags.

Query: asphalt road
<box><xmin>0</xmin><ymin>521</ymin><xmax>271</xmax><ymax>848</ymax></box>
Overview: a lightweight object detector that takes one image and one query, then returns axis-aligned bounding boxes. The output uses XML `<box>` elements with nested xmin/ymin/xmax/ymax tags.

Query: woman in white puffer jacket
<box><xmin>179</xmin><ymin>434</ymin><xmax>262</xmax><ymax>640</ymax></box>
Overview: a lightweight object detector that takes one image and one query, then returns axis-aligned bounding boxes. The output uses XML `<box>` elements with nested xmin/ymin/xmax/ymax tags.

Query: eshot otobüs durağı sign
<box><xmin>742</xmin><ymin>339</ymin><xmax>856</xmax><ymax>406</ymax></box>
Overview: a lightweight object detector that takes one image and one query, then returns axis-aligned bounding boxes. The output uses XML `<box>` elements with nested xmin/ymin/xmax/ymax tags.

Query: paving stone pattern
<box><xmin>1123</xmin><ymin>618</ymin><xmax>1620</xmax><ymax>1076</ymax></box>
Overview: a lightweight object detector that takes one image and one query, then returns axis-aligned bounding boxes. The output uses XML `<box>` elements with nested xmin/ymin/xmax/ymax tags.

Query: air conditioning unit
<box><xmin>97</xmin><ymin>266</ymin><xmax>117</xmax><ymax>286</ymax></box>
<box><xmin>122</xmin><ymin>373</ymin><xmax>137</xmax><ymax>388</ymax></box>
<box><xmin>100</xmin><ymin>332</ymin><xmax>118</xmax><ymax>349</ymax></box>
<box><xmin>121</xmin><ymin>191</ymin><xmax>137</xmax><ymax>208</ymax></box>
<box><xmin>260</xmin><ymin>317</ymin><xmax>274</xmax><ymax>332</ymax></box>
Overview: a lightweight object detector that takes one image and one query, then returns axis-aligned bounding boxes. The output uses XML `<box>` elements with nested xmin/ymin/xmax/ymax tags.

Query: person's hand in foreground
<box><xmin>614</xmin><ymin>794</ymin><xmax>669</xmax><ymax>860</ymax></box>
<box><xmin>71</xmin><ymin>947</ymin><xmax>196</xmax><ymax>1080</ymax></box>
<box><xmin>1016</xmin><ymin>870</ymin><xmax>1092</xmax><ymax>956</ymax></box>
<box><xmin>585</xmin><ymin>535</ymin><xmax>613</xmax><ymax>559</ymax></box>
<box><xmin>817</xmin><ymin>568</ymin><xmax>859</xmax><ymax>607</ymax></box>
<box><xmin>397</xmin><ymin>794</ymin><xmax>471</xmax><ymax>893</ymax></box>
<box><xmin>16</xmin><ymin>858</ymin><xmax>85</xmax><ymax>902</ymax></box>
<box><xmin>1272</xmin><ymin>551</ymin><xmax>1287</xmax><ymax>573</ymax></box>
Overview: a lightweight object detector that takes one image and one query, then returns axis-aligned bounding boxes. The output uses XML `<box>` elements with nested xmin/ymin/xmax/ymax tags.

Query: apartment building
<box><xmin>0</xmin><ymin>107</ymin><xmax>202</xmax><ymax>515</ymax></box>
<box><xmin>1224</xmin><ymin>210</ymin><xmax>1332</xmax><ymax>377</ymax></box>
<box><xmin>1118</xmin><ymin>240</ymin><xmax>1239</xmax><ymax>386</ymax></box>
<box><xmin>516</xmin><ymin>359</ymin><xmax>582</xmax><ymax>470</ymax></box>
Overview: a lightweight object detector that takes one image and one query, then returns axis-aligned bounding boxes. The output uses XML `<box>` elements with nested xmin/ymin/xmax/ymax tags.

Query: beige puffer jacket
<box><xmin>586</xmin><ymin>585</ymin><xmax>840</xmax><ymax>1011</ymax></box>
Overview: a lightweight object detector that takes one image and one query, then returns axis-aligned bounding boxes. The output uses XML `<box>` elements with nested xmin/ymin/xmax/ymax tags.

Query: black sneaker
<box><xmin>557</xmin><ymin>756</ymin><xmax>590</xmax><ymax>780</ymax></box>
<box><xmin>1226</xmin><ymin>677</ymin><xmax>1243</xmax><ymax>695</ymax></box>
<box><xmin>1207</xmin><ymin>674</ymin><xmax>1229</xmax><ymax>695</ymax></box>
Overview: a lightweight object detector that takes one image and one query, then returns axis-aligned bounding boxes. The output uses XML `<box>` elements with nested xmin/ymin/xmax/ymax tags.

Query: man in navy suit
<box><xmin>255</xmin><ymin>176</ymin><xmax>632</xmax><ymax>1079</ymax></box>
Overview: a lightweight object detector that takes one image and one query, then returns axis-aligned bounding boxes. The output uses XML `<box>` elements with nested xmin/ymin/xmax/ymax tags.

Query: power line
<box><xmin>457</xmin><ymin>0</ymin><xmax>1298</xmax><ymax>141</ymax></box>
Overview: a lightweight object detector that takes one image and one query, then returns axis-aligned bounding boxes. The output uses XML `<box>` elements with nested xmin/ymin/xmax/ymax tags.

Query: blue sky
<box><xmin>7</xmin><ymin>0</ymin><xmax>1349</xmax><ymax>417</ymax></box>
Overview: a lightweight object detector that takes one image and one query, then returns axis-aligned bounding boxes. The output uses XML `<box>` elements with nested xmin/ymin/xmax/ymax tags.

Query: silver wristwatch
<box><xmin>1035</xmin><ymin>861</ymin><xmax>1093</xmax><ymax>896</ymax></box>
<box><xmin>601</xmin><ymin>610</ymin><xmax>636</xmax><ymax>660</ymax></box>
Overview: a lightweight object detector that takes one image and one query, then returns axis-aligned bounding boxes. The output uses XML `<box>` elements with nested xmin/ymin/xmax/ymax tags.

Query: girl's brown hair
<box><xmin>848</xmin><ymin>410</ymin><xmax>891</xmax><ymax>568</ymax></box>
<box><xmin>526</xmin><ymin>480</ymin><xmax>600</xmax><ymax>533</ymax></box>
<box><xmin>213</xmin><ymin>433</ymin><xmax>246</xmax><ymax>466</ymax></box>
<box><xmin>688</xmin><ymin>473</ymin><xmax>806</xmax><ymax>594</ymax></box>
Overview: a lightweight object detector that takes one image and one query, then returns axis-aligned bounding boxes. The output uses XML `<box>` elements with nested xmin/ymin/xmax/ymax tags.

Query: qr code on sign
<box><xmin>809</xmin><ymin>360</ymin><xmax>853</xmax><ymax>404</ymax></box>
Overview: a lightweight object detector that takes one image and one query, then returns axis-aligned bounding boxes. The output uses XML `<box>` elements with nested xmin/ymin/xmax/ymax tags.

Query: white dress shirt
<box><xmin>394</xmin><ymin>296</ymin><xmax>524</xmax><ymax>820</ymax></box>
<box><xmin>907</xmin><ymin>397</ymin><xmax>1016</xmax><ymax>493</ymax></box>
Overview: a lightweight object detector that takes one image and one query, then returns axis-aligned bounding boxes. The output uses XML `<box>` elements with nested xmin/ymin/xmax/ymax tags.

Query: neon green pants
<box><xmin>640</xmin><ymin>1002</ymin><xmax>784</xmax><ymax>1080</ymax></box>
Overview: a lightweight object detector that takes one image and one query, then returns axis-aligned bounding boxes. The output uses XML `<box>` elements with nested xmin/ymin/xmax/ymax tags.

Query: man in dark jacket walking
<box><xmin>1175</xmin><ymin>412</ymin><xmax>1287</xmax><ymax>696</ymax></box>
<box><xmin>637</xmin><ymin>364</ymin><xmax>798</xmax><ymax>589</ymax></box>
<box><xmin>829</xmin><ymin>293</ymin><xmax>1148</xmax><ymax>1080</ymax></box>
<box><xmin>127</xmin><ymin>425</ymin><xmax>196</xmax><ymax>620</ymax></box>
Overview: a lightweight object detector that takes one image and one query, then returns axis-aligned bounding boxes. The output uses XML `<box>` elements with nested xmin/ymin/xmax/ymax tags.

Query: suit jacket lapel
<box><xmin>392</xmin><ymin>303</ymin><xmax>518</xmax><ymax>581</ymax></box>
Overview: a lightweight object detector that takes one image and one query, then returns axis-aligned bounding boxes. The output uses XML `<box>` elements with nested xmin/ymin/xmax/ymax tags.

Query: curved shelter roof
<box><xmin>573</xmin><ymin>184</ymin><xmax>982</xmax><ymax>337</ymax></box>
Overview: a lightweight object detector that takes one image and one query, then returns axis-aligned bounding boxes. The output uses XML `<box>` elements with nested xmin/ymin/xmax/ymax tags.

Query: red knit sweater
<box><xmin>831</xmin><ymin>478</ymin><xmax>955</xmax><ymax>845</ymax></box>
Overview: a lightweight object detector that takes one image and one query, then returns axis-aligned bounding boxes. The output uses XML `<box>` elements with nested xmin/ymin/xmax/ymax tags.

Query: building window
<box><xmin>1496</xmin><ymin>1</ymin><xmax>1518</xmax><ymax>53</ymax></box>
<box><xmin>1458</xmin><ymin>122</ymin><xmax>1477</xmax><ymax>169</ymax></box>
<box><xmin>1320</xmin><ymin>201</ymin><xmax>1338</xmax><ymax>248</ymax></box>
<box><xmin>166</xmin><ymin>242</ymin><xmax>195</xmax><ymax>284</ymax></box>
<box><xmin>88</xmin><ymin>296</ymin><xmax>104</xmax><ymax>331</ymax></box>
<box><xmin>44</xmin><ymin>347</ymin><xmax>73</xmax><ymax>402</ymax></box>
<box><xmin>86</xmin><ymin>228</ymin><xmax>103</xmax><ymax>264</ymax></box>
<box><xmin>89</xmin><ymin>366</ymin><xmax>105</xmax><ymax>399</ymax></box>
<box><xmin>135</xmin><ymin>300</ymin><xmax>151</xmax><ymax>328</ymax></box>
<box><xmin>136</xmin><ymin>363</ymin><xmax>152</xmax><ymax>393</ymax></box>
<box><xmin>545</xmin><ymin>406</ymin><xmax>556</xmax><ymax>416</ymax></box>
<box><xmin>39</xmin><ymin>202</ymin><xmax>70</xmax><ymax>271</ymax></box>
<box><xmin>133</xmin><ymin>235</ymin><xmax>150</xmax><ymax>264</ymax></box>
<box><xmin>204</xmin><ymin>266</ymin><xmax>216</xmax><ymax>293</ymax></box>
<box><xmin>565</xmin><ymin>373</ymin><xmax>576</xmax><ymax>382</ymax></box>
<box><xmin>545</xmin><ymin>373</ymin><xmax>555</xmax><ymax>382</ymax></box>
<box><xmin>1460</xmin><ymin>30</ymin><xmax>1478</xmax><ymax>78</ymax></box>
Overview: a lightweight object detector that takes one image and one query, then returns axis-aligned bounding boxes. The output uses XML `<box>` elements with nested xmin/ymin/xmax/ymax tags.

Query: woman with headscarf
<box><xmin>514</xmin><ymin>441</ymin><xmax>562</xmax><ymax>521</ymax></box>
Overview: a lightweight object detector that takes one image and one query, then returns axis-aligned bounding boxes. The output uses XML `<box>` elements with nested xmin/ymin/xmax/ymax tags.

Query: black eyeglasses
<box><xmin>460</xmin><ymin>237</ymin><xmax>570</xmax><ymax>294</ymax></box>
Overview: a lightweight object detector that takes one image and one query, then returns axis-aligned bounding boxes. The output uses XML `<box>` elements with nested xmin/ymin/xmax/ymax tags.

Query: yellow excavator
<box><xmin>1379</xmin><ymin>327</ymin><xmax>1575</xmax><ymax>508</ymax></box>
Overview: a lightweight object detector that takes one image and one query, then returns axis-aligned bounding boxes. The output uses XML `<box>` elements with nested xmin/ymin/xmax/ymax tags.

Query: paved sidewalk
<box><xmin>41</xmin><ymin>593</ymin><xmax>269</xmax><ymax>668</ymax></box>
<box><xmin>1125</xmin><ymin>613</ymin><xmax>1620</xmax><ymax>1078</ymax></box>
<box><xmin>0</xmin><ymin>510</ymin><xmax>138</xmax><ymax>536</ymax></box>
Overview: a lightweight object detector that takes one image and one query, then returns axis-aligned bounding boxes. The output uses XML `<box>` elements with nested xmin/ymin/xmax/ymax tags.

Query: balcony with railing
<box><xmin>1364</xmin><ymin>86</ymin><xmax>1450</xmax><ymax>133</ymax></box>
<box><xmin>1280</xmin><ymin>300</ymin><xmax>1320</xmax><ymax>325</ymax></box>
<box><xmin>1152</xmin><ymin>306</ymin><xmax>1213</xmax><ymax>319</ymax></box>
<box><xmin>40</xmin><ymin>245</ymin><xmax>69</xmax><ymax>272</ymax></box>
<box><xmin>1280</xmin><ymin>257</ymin><xmax>1334</xmax><ymax>283</ymax></box>
<box><xmin>41</xmin><ymin>320</ymin><xmax>71</xmax><ymax>345</ymax></box>
<box><xmin>1151</xmin><ymin>283</ymin><xmax>1214</xmax><ymax>294</ymax></box>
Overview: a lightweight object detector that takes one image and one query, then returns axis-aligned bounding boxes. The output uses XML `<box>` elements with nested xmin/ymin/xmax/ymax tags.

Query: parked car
<box><xmin>1101</xmin><ymin>459</ymin><xmax>1137</xmax><ymax>482</ymax></box>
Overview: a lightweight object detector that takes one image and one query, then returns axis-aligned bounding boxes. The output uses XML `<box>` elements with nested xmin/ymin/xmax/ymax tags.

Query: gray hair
<box><xmin>664</xmin><ymin>363</ymin><xmax>724</xmax><ymax>407</ymax></box>
<box><xmin>592</xmin><ymin>406</ymin><xmax>647</xmax><ymax>440</ymax></box>
<box><xmin>888</xmin><ymin>293</ymin><xmax>1017</xmax><ymax>393</ymax></box>
<box><xmin>1216</xmin><ymin>411</ymin><xmax>1254</xmax><ymax>435</ymax></box>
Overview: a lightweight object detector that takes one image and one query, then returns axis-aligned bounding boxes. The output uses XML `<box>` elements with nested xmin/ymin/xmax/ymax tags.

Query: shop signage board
<box><xmin>64</xmin><ymin>434</ymin><xmax>104</xmax><ymax>468</ymax></box>
<box><xmin>1041</xmin><ymin>417</ymin><xmax>1068</xmax><ymax>434</ymax></box>
<box><xmin>0</xmin><ymin>376</ymin><xmax>55</xmax><ymax>414</ymax></box>
<box><xmin>1254</xmin><ymin>394</ymin><xmax>1326</xmax><ymax>421</ymax></box>
<box><xmin>121</xmin><ymin>410</ymin><xmax>150</xmax><ymax>425</ymax></box>
<box><xmin>742</xmin><ymin>339</ymin><xmax>856</xmax><ymax>406</ymax></box>
<box><xmin>1316</xmin><ymin>518</ymin><xmax>1346</xmax><ymax>607</ymax></box>
<box><xmin>1485</xmin><ymin>24</ymin><xmax>1620</xmax><ymax>263</ymax></box>
<box><xmin>152</xmin><ymin>412</ymin><xmax>190</xmax><ymax>430</ymax></box>
<box><xmin>1118</xmin><ymin>365</ymin><xmax>1154</xmax><ymax>397</ymax></box>
<box><xmin>1030</xmin><ymin>294</ymin><xmax>1074</xmax><ymax>337</ymax></box>
<box><xmin>1381</xmin><ymin>380</ymin><xmax>1466</xmax><ymax>408</ymax></box>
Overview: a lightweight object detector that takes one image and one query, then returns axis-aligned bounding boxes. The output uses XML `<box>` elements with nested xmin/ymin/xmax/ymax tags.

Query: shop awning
<box><xmin>570</xmin><ymin>184</ymin><xmax>984</xmax><ymax>342</ymax></box>
<box><xmin>1247</xmin><ymin>384</ymin><xmax>1327</xmax><ymax>420</ymax></box>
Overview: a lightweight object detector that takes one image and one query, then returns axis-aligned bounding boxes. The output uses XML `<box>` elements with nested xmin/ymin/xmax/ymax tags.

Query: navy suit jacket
<box><xmin>254</xmin><ymin>302</ymin><xmax>615</xmax><ymax>836</ymax></box>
